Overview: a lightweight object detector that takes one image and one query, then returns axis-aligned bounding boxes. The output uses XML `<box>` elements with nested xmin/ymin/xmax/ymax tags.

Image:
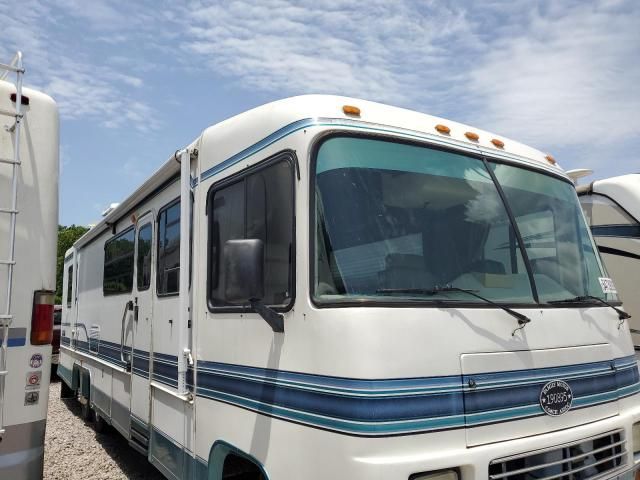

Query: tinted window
<box><xmin>66</xmin><ymin>265</ymin><xmax>73</xmax><ymax>307</ymax></box>
<box><xmin>490</xmin><ymin>163</ymin><xmax>610</xmax><ymax>302</ymax></box>
<box><xmin>157</xmin><ymin>201</ymin><xmax>180</xmax><ymax>295</ymax></box>
<box><xmin>579</xmin><ymin>193</ymin><xmax>637</xmax><ymax>226</ymax></box>
<box><xmin>104</xmin><ymin>228</ymin><xmax>135</xmax><ymax>295</ymax></box>
<box><xmin>137</xmin><ymin>223</ymin><xmax>152</xmax><ymax>291</ymax></box>
<box><xmin>313</xmin><ymin>136</ymin><xmax>609</xmax><ymax>306</ymax></box>
<box><xmin>209</xmin><ymin>158</ymin><xmax>294</xmax><ymax>307</ymax></box>
<box><xmin>313</xmin><ymin>137</ymin><xmax>532</xmax><ymax>304</ymax></box>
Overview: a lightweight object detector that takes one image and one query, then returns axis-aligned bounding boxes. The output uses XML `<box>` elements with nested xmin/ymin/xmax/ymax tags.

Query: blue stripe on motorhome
<box><xmin>200</xmin><ymin>118</ymin><xmax>313</xmax><ymax>181</ymax></box>
<box><xmin>199</xmin><ymin>116</ymin><xmax>543</xmax><ymax>183</ymax></box>
<box><xmin>0</xmin><ymin>327</ymin><xmax>27</xmax><ymax>347</ymax></box>
<box><xmin>591</xmin><ymin>224</ymin><xmax>640</xmax><ymax>238</ymax></box>
<box><xmin>194</xmin><ymin>355</ymin><xmax>640</xmax><ymax>436</ymax></box>
<box><xmin>59</xmin><ymin>326</ymin><xmax>640</xmax><ymax>435</ymax></box>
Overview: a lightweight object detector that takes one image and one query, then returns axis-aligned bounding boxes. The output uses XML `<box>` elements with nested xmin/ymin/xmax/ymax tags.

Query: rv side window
<box><xmin>137</xmin><ymin>223</ymin><xmax>152</xmax><ymax>291</ymax></box>
<box><xmin>579</xmin><ymin>194</ymin><xmax>638</xmax><ymax>227</ymax></box>
<box><xmin>209</xmin><ymin>157</ymin><xmax>294</xmax><ymax>309</ymax></box>
<box><xmin>157</xmin><ymin>200</ymin><xmax>181</xmax><ymax>295</ymax></box>
<box><xmin>103</xmin><ymin>228</ymin><xmax>135</xmax><ymax>295</ymax></box>
<box><xmin>66</xmin><ymin>265</ymin><xmax>73</xmax><ymax>307</ymax></box>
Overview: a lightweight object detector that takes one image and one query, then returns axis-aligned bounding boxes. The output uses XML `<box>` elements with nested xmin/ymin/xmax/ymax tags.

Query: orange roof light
<box><xmin>342</xmin><ymin>105</ymin><xmax>360</xmax><ymax>116</ymax></box>
<box><xmin>491</xmin><ymin>138</ymin><xmax>505</xmax><ymax>149</ymax></box>
<box><xmin>545</xmin><ymin>154</ymin><xmax>556</xmax><ymax>165</ymax></box>
<box><xmin>435</xmin><ymin>124</ymin><xmax>451</xmax><ymax>134</ymax></box>
<box><xmin>465</xmin><ymin>131</ymin><xmax>479</xmax><ymax>141</ymax></box>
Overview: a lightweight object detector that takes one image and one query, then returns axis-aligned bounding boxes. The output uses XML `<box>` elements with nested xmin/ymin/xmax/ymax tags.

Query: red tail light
<box><xmin>31</xmin><ymin>290</ymin><xmax>54</xmax><ymax>345</ymax></box>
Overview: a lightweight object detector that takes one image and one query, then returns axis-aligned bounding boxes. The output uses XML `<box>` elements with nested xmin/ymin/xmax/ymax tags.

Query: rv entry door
<box><xmin>129</xmin><ymin>214</ymin><xmax>154</xmax><ymax>447</ymax></box>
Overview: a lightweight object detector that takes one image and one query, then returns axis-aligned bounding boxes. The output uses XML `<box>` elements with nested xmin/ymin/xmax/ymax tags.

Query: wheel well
<box><xmin>222</xmin><ymin>453</ymin><xmax>265</xmax><ymax>480</ymax></box>
<box><xmin>209</xmin><ymin>441</ymin><xmax>268</xmax><ymax>480</ymax></box>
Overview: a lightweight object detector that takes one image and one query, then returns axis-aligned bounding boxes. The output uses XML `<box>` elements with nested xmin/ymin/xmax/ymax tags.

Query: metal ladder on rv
<box><xmin>0</xmin><ymin>51</ymin><xmax>24</xmax><ymax>437</ymax></box>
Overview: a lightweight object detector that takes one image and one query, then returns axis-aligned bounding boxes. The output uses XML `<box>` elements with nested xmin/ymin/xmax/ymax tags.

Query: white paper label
<box><xmin>599</xmin><ymin>277</ymin><xmax>617</xmax><ymax>294</ymax></box>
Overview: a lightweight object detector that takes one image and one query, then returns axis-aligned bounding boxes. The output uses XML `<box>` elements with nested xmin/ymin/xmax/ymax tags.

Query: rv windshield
<box><xmin>313</xmin><ymin>136</ymin><xmax>612</xmax><ymax>305</ymax></box>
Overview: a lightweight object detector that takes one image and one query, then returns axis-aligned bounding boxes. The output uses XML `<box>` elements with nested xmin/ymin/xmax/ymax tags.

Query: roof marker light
<box><xmin>545</xmin><ymin>154</ymin><xmax>556</xmax><ymax>165</ymax></box>
<box><xmin>342</xmin><ymin>105</ymin><xmax>360</xmax><ymax>116</ymax></box>
<box><xmin>491</xmin><ymin>138</ymin><xmax>505</xmax><ymax>148</ymax></box>
<box><xmin>435</xmin><ymin>124</ymin><xmax>451</xmax><ymax>134</ymax></box>
<box><xmin>465</xmin><ymin>131</ymin><xmax>479</xmax><ymax>141</ymax></box>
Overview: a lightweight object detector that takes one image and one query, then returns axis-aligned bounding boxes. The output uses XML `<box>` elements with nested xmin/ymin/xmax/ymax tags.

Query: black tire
<box><xmin>81</xmin><ymin>399</ymin><xmax>94</xmax><ymax>422</ymax></box>
<box><xmin>60</xmin><ymin>379</ymin><xmax>74</xmax><ymax>399</ymax></box>
<box><xmin>94</xmin><ymin>412</ymin><xmax>107</xmax><ymax>433</ymax></box>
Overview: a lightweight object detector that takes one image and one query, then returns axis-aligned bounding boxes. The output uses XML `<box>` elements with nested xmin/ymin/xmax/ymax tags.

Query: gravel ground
<box><xmin>44</xmin><ymin>379</ymin><xmax>165</xmax><ymax>480</ymax></box>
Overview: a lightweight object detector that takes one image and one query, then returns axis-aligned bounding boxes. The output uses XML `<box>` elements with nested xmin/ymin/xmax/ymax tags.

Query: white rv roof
<box><xmin>591</xmin><ymin>174</ymin><xmax>640</xmax><ymax>222</ymax></box>
<box><xmin>73</xmin><ymin>94</ymin><xmax>564</xmax><ymax>249</ymax></box>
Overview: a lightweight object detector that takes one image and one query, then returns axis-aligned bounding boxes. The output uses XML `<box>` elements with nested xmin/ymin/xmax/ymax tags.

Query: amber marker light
<box><xmin>465</xmin><ymin>131</ymin><xmax>479</xmax><ymax>141</ymax></box>
<box><xmin>491</xmin><ymin>138</ymin><xmax>505</xmax><ymax>148</ymax></box>
<box><xmin>545</xmin><ymin>154</ymin><xmax>557</xmax><ymax>165</ymax></box>
<box><xmin>435</xmin><ymin>124</ymin><xmax>451</xmax><ymax>134</ymax></box>
<box><xmin>342</xmin><ymin>105</ymin><xmax>360</xmax><ymax>116</ymax></box>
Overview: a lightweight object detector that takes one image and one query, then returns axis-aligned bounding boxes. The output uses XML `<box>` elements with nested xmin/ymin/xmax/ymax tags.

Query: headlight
<box><xmin>411</xmin><ymin>469</ymin><xmax>459</xmax><ymax>480</ymax></box>
<box><xmin>633</xmin><ymin>421</ymin><xmax>640</xmax><ymax>460</ymax></box>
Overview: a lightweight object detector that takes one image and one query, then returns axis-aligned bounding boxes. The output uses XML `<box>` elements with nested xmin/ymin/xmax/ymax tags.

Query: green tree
<box><xmin>56</xmin><ymin>224</ymin><xmax>89</xmax><ymax>304</ymax></box>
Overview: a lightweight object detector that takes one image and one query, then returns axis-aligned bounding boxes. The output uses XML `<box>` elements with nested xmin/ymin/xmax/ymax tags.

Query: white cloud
<box><xmin>1</xmin><ymin>0</ymin><xmax>638</xmax><ymax>165</ymax></box>
<box><xmin>181</xmin><ymin>0</ymin><xmax>638</xmax><ymax>164</ymax></box>
<box><xmin>0</xmin><ymin>0</ymin><xmax>157</xmax><ymax>133</ymax></box>
<box><xmin>465</xmin><ymin>1</ymin><xmax>640</xmax><ymax>149</ymax></box>
<box><xmin>182</xmin><ymin>0</ymin><xmax>478</xmax><ymax>108</ymax></box>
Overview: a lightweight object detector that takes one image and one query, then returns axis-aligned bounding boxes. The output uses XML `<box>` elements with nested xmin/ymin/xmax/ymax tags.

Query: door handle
<box><xmin>120</xmin><ymin>301</ymin><xmax>133</xmax><ymax>372</ymax></box>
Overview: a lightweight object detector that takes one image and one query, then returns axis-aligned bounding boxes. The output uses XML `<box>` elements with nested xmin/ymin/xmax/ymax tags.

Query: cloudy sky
<box><xmin>1</xmin><ymin>0</ymin><xmax>638</xmax><ymax>226</ymax></box>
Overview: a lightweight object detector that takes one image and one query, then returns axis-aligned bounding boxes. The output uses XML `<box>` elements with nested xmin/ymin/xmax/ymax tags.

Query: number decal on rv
<box><xmin>540</xmin><ymin>380</ymin><xmax>573</xmax><ymax>416</ymax></box>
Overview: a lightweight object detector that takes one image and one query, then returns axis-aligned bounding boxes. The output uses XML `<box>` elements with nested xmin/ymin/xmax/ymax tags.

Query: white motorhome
<box><xmin>0</xmin><ymin>52</ymin><xmax>59</xmax><ymax>478</ymax></box>
<box><xmin>60</xmin><ymin>95</ymin><xmax>640</xmax><ymax>480</ymax></box>
<box><xmin>576</xmin><ymin>174</ymin><xmax>640</xmax><ymax>348</ymax></box>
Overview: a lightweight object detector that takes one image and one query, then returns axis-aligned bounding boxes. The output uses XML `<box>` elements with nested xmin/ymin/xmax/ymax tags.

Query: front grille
<box><xmin>489</xmin><ymin>430</ymin><xmax>626</xmax><ymax>480</ymax></box>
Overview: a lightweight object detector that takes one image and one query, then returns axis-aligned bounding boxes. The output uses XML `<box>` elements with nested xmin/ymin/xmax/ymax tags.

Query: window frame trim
<box><xmin>156</xmin><ymin>196</ymin><xmax>181</xmax><ymax>298</ymax></box>
<box><xmin>103</xmin><ymin>225</ymin><xmax>136</xmax><ymax>296</ymax></box>
<box><xmin>136</xmin><ymin>221</ymin><xmax>153</xmax><ymax>292</ymax></box>
<box><xmin>66</xmin><ymin>264</ymin><xmax>73</xmax><ymax>307</ymax></box>
<box><xmin>205</xmin><ymin>150</ymin><xmax>297</xmax><ymax>314</ymax></box>
<box><xmin>308</xmin><ymin>131</ymin><xmax>609</xmax><ymax>309</ymax></box>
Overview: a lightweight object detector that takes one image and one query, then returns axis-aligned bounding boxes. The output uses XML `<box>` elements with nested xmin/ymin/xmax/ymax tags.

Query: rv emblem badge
<box><xmin>29</xmin><ymin>353</ymin><xmax>43</xmax><ymax>369</ymax></box>
<box><xmin>540</xmin><ymin>380</ymin><xmax>572</xmax><ymax>416</ymax></box>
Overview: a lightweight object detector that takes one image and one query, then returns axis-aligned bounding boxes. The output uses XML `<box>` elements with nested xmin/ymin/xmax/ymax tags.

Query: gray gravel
<box><xmin>45</xmin><ymin>379</ymin><xmax>165</xmax><ymax>480</ymax></box>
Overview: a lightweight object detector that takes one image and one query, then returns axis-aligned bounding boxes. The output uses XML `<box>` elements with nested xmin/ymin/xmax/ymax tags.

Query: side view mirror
<box><xmin>223</xmin><ymin>239</ymin><xmax>284</xmax><ymax>332</ymax></box>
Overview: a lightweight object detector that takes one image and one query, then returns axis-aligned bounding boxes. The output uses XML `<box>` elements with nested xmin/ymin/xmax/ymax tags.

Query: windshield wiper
<box><xmin>377</xmin><ymin>285</ymin><xmax>531</xmax><ymax>333</ymax></box>
<box><xmin>547</xmin><ymin>295</ymin><xmax>631</xmax><ymax>320</ymax></box>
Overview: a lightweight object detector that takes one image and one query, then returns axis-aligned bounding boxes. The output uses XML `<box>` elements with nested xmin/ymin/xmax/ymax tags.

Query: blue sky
<box><xmin>1</xmin><ymin>0</ymin><xmax>639</xmax><ymax>226</ymax></box>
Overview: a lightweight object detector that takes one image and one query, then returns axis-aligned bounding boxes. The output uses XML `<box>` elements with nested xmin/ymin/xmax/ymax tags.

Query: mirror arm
<box><xmin>251</xmin><ymin>300</ymin><xmax>284</xmax><ymax>333</ymax></box>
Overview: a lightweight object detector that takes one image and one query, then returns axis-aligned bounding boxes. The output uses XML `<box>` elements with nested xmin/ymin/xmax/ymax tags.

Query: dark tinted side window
<box><xmin>103</xmin><ymin>228</ymin><xmax>135</xmax><ymax>295</ymax></box>
<box><xmin>137</xmin><ymin>223</ymin><xmax>152</xmax><ymax>291</ymax></box>
<box><xmin>209</xmin><ymin>158</ymin><xmax>294</xmax><ymax>308</ymax></box>
<box><xmin>157</xmin><ymin>201</ymin><xmax>180</xmax><ymax>295</ymax></box>
<box><xmin>66</xmin><ymin>265</ymin><xmax>73</xmax><ymax>307</ymax></box>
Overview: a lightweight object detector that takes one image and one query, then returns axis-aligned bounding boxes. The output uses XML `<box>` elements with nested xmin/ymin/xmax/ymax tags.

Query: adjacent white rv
<box><xmin>60</xmin><ymin>95</ymin><xmax>640</xmax><ymax>480</ymax></box>
<box><xmin>577</xmin><ymin>174</ymin><xmax>640</xmax><ymax>348</ymax></box>
<box><xmin>0</xmin><ymin>53</ymin><xmax>59</xmax><ymax>478</ymax></box>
